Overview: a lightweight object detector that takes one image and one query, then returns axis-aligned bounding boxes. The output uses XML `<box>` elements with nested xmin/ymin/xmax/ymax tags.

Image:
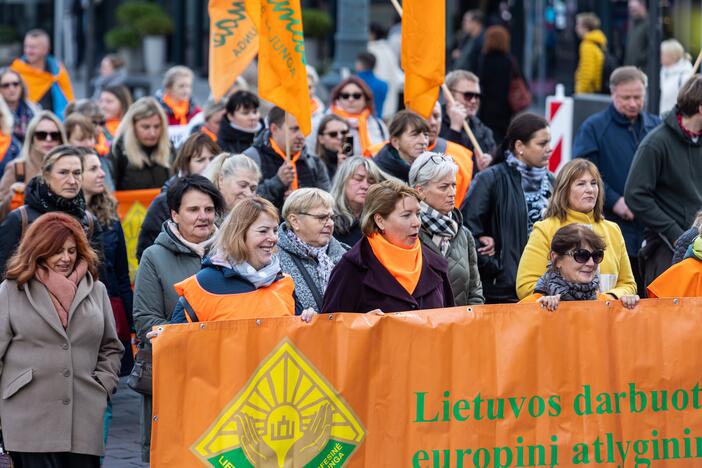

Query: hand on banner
<box><xmin>366</xmin><ymin>309</ymin><xmax>384</xmax><ymax>316</ymax></box>
<box><xmin>613</xmin><ymin>197</ymin><xmax>635</xmax><ymax>221</ymax></box>
<box><xmin>289</xmin><ymin>403</ymin><xmax>332</xmax><ymax>466</ymax></box>
<box><xmin>300</xmin><ymin>308</ymin><xmax>317</xmax><ymax>323</ymax></box>
<box><xmin>237</xmin><ymin>414</ymin><xmax>277</xmax><ymax>466</ymax></box>
<box><xmin>10</xmin><ymin>182</ymin><xmax>25</xmax><ymax>194</ymax></box>
<box><xmin>277</xmin><ymin>162</ymin><xmax>296</xmax><ymax>187</ymax></box>
<box><xmin>620</xmin><ymin>295</ymin><xmax>640</xmax><ymax>309</ymax></box>
<box><xmin>477</xmin><ymin>236</ymin><xmax>495</xmax><ymax>256</ymax></box>
<box><xmin>446</xmin><ymin>101</ymin><xmax>469</xmax><ymax>132</ymax></box>
<box><xmin>538</xmin><ymin>294</ymin><xmax>561</xmax><ymax>311</ymax></box>
<box><xmin>146</xmin><ymin>327</ymin><xmax>164</xmax><ymax>342</ymax></box>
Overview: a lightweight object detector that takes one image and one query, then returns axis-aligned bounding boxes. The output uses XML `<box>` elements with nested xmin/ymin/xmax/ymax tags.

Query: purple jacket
<box><xmin>321</xmin><ymin>237</ymin><xmax>455</xmax><ymax>313</ymax></box>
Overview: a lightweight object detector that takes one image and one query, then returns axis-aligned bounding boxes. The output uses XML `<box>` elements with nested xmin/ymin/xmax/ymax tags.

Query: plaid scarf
<box><xmin>420</xmin><ymin>202</ymin><xmax>458</xmax><ymax>256</ymax></box>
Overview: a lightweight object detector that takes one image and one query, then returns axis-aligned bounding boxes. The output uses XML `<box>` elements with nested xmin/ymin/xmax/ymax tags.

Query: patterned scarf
<box><xmin>534</xmin><ymin>269</ymin><xmax>600</xmax><ymax>301</ymax></box>
<box><xmin>419</xmin><ymin>202</ymin><xmax>458</xmax><ymax>256</ymax></box>
<box><xmin>283</xmin><ymin>226</ymin><xmax>335</xmax><ymax>290</ymax></box>
<box><xmin>29</xmin><ymin>178</ymin><xmax>86</xmax><ymax>217</ymax></box>
<box><xmin>505</xmin><ymin>152</ymin><xmax>551</xmax><ymax>233</ymax></box>
<box><xmin>209</xmin><ymin>249</ymin><xmax>282</xmax><ymax>289</ymax></box>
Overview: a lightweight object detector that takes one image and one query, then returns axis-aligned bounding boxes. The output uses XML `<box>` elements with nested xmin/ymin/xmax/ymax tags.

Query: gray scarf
<box><xmin>505</xmin><ymin>152</ymin><xmax>551</xmax><ymax>233</ymax></box>
<box><xmin>209</xmin><ymin>249</ymin><xmax>282</xmax><ymax>288</ymax></box>
<box><xmin>283</xmin><ymin>226</ymin><xmax>335</xmax><ymax>290</ymax></box>
<box><xmin>534</xmin><ymin>269</ymin><xmax>600</xmax><ymax>301</ymax></box>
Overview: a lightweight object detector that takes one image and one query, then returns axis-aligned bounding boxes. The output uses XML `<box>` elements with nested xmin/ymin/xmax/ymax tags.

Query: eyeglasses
<box><xmin>322</xmin><ymin>130</ymin><xmax>349</xmax><ymax>139</ymax></box>
<box><xmin>339</xmin><ymin>92</ymin><xmax>363</xmax><ymax>101</ymax></box>
<box><xmin>299</xmin><ymin>212</ymin><xmax>337</xmax><ymax>224</ymax></box>
<box><xmin>0</xmin><ymin>81</ymin><xmax>20</xmax><ymax>89</ymax></box>
<box><xmin>565</xmin><ymin>248</ymin><xmax>605</xmax><ymax>264</ymax></box>
<box><xmin>414</xmin><ymin>154</ymin><xmax>452</xmax><ymax>176</ymax></box>
<box><xmin>93</xmin><ymin>119</ymin><xmax>106</xmax><ymax>127</ymax></box>
<box><xmin>450</xmin><ymin>89</ymin><xmax>481</xmax><ymax>101</ymax></box>
<box><xmin>34</xmin><ymin>131</ymin><xmax>62</xmax><ymax>142</ymax></box>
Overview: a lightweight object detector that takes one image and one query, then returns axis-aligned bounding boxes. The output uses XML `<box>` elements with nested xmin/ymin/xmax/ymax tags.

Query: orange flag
<box><xmin>208</xmin><ymin>0</ymin><xmax>259</xmax><ymax>101</ymax></box>
<box><xmin>401</xmin><ymin>0</ymin><xmax>445</xmax><ymax>119</ymax></box>
<box><xmin>256</xmin><ymin>0</ymin><xmax>312</xmax><ymax>135</ymax></box>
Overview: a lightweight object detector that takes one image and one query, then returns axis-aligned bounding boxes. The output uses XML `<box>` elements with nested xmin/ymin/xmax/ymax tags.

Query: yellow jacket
<box><xmin>516</xmin><ymin>210</ymin><xmax>637</xmax><ymax>299</ymax></box>
<box><xmin>575</xmin><ymin>30</ymin><xmax>606</xmax><ymax>94</ymax></box>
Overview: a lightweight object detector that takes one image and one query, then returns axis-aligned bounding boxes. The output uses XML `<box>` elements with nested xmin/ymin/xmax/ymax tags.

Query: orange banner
<box><xmin>401</xmin><ymin>0</ymin><xmax>445</xmax><ymax>119</ymax></box>
<box><xmin>256</xmin><ymin>0</ymin><xmax>312</xmax><ymax>135</ymax></box>
<box><xmin>208</xmin><ymin>0</ymin><xmax>260</xmax><ymax>101</ymax></box>
<box><xmin>151</xmin><ymin>298</ymin><xmax>702</xmax><ymax>467</ymax></box>
<box><xmin>114</xmin><ymin>188</ymin><xmax>160</xmax><ymax>281</ymax></box>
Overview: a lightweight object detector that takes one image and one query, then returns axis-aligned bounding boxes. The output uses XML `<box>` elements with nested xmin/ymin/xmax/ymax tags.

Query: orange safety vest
<box><xmin>647</xmin><ymin>257</ymin><xmax>702</xmax><ymax>298</ymax></box>
<box><xmin>174</xmin><ymin>274</ymin><xmax>296</xmax><ymax>322</ymax></box>
<box><xmin>520</xmin><ymin>292</ymin><xmax>610</xmax><ymax>303</ymax></box>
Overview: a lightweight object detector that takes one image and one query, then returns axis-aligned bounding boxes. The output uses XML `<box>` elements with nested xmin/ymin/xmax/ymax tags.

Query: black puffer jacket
<box><xmin>217</xmin><ymin>116</ymin><xmax>261</xmax><ymax>154</ymax></box>
<box><xmin>244</xmin><ymin>130</ymin><xmax>331</xmax><ymax>209</ymax></box>
<box><xmin>461</xmin><ymin>162</ymin><xmax>553</xmax><ymax>304</ymax></box>
<box><xmin>108</xmin><ymin>138</ymin><xmax>173</xmax><ymax>191</ymax></box>
<box><xmin>373</xmin><ymin>143</ymin><xmax>410</xmax><ymax>183</ymax></box>
<box><xmin>0</xmin><ymin>177</ymin><xmax>104</xmax><ymax>278</ymax></box>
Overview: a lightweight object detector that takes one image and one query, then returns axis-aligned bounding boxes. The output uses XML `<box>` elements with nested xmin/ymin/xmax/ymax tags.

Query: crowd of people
<box><xmin>0</xmin><ymin>15</ymin><xmax>701</xmax><ymax>466</ymax></box>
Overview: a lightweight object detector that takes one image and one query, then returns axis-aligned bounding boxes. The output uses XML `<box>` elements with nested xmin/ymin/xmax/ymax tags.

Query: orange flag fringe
<box><xmin>256</xmin><ymin>0</ymin><xmax>312</xmax><ymax>135</ymax></box>
<box><xmin>208</xmin><ymin>0</ymin><xmax>259</xmax><ymax>101</ymax></box>
<box><xmin>401</xmin><ymin>0</ymin><xmax>445</xmax><ymax>119</ymax></box>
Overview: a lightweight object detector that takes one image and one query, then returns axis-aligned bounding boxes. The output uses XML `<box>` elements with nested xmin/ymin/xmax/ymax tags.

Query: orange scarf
<box><xmin>269</xmin><ymin>138</ymin><xmax>302</xmax><ymax>190</ymax></box>
<box><xmin>95</xmin><ymin>132</ymin><xmax>110</xmax><ymax>156</ymax></box>
<box><xmin>0</xmin><ymin>133</ymin><xmax>11</xmax><ymax>159</ymax></box>
<box><xmin>367</xmin><ymin>232</ymin><xmax>423</xmax><ymax>294</ymax></box>
<box><xmin>104</xmin><ymin>118</ymin><xmax>121</xmax><ymax>140</ymax></box>
<box><xmin>201</xmin><ymin>126</ymin><xmax>216</xmax><ymax>142</ymax></box>
<box><xmin>331</xmin><ymin>105</ymin><xmax>372</xmax><ymax>156</ymax></box>
<box><xmin>163</xmin><ymin>94</ymin><xmax>190</xmax><ymax>125</ymax></box>
<box><xmin>310</xmin><ymin>98</ymin><xmax>321</xmax><ymax>114</ymax></box>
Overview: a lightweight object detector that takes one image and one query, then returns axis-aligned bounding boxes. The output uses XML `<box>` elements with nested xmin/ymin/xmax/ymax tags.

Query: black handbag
<box><xmin>127</xmin><ymin>348</ymin><xmax>152</xmax><ymax>395</ymax></box>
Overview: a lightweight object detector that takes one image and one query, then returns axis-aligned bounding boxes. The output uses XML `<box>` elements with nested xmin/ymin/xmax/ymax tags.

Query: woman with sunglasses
<box><xmin>0</xmin><ymin>67</ymin><xmax>37</xmax><ymax>142</ymax></box>
<box><xmin>278</xmin><ymin>188</ymin><xmax>346</xmax><ymax>312</ymax></box>
<box><xmin>315</xmin><ymin>114</ymin><xmax>351</xmax><ymax>179</ymax></box>
<box><xmin>521</xmin><ymin>224</ymin><xmax>639</xmax><ymax>310</ymax></box>
<box><xmin>0</xmin><ymin>111</ymin><xmax>65</xmax><ymax>219</ymax></box>
<box><xmin>517</xmin><ymin>159</ymin><xmax>637</xmax><ymax>300</ymax></box>
<box><xmin>323</xmin><ymin>76</ymin><xmax>387</xmax><ymax>157</ymax></box>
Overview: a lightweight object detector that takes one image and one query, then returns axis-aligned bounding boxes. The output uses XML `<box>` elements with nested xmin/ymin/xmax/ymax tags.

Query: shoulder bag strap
<box><xmin>19</xmin><ymin>205</ymin><xmax>28</xmax><ymax>237</ymax></box>
<box><xmin>289</xmin><ymin>254</ymin><xmax>324</xmax><ymax>311</ymax></box>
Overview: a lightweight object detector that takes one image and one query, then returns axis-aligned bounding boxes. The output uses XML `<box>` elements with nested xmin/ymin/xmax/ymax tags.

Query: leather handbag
<box><xmin>0</xmin><ymin>432</ymin><xmax>13</xmax><ymax>467</ymax></box>
<box><xmin>508</xmin><ymin>57</ymin><xmax>532</xmax><ymax>113</ymax></box>
<box><xmin>127</xmin><ymin>348</ymin><xmax>152</xmax><ymax>395</ymax></box>
<box><xmin>109</xmin><ymin>297</ymin><xmax>131</xmax><ymax>342</ymax></box>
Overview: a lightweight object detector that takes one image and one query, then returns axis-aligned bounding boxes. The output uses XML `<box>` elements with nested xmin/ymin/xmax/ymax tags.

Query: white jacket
<box><xmin>660</xmin><ymin>58</ymin><xmax>693</xmax><ymax>116</ymax></box>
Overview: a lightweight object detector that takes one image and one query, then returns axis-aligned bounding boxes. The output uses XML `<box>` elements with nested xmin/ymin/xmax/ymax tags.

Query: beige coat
<box><xmin>0</xmin><ymin>274</ymin><xmax>123</xmax><ymax>455</ymax></box>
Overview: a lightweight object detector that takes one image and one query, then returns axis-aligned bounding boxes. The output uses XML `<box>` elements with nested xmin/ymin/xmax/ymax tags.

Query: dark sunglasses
<box><xmin>450</xmin><ymin>89</ymin><xmax>481</xmax><ymax>101</ymax></box>
<box><xmin>323</xmin><ymin>130</ymin><xmax>349</xmax><ymax>139</ymax></box>
<box><xmin>0</xmin><ymin>81</ymin><xmax>20</xmax><ymax>89</ymax></box>
<box><xmin>339</xmin><ymin>92</ymin><xmax>363</xmax><ymax>100</ymax></box>
<box><xmin>566</xmin><ymin>248</ymin><xmax>605</xmax><ymax>264</ymax></box>
<box><xmin>34</xmin><ymin>131</ymin><xmax>62</xmax><ymax>142</ymax></box>
<box><xmin>93</xmin><ymin>119</ymin><xmax>106</xmax><ymax>127</ymax></box>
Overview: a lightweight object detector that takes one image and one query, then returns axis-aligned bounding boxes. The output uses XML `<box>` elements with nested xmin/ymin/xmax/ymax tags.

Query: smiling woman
<box><xmin>322</xmin><ymin>180</ymin><xmax>454</xmax><ymax>313</ymax></box>
<box><xmin>516</xmin><ymin>159</ymin><xmax>637</xmax><ymax>301</ymax></box>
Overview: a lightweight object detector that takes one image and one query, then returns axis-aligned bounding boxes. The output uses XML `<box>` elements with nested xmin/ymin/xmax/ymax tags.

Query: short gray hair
<box><xmin>282</xmin><ymin>188</ymin><xmax>335</xmax><ymax>223</ymax></box>
<box><xmin>206</xmin><ymin>152</ymin><xmax>261</xmax><ymax>189</ymax></box>
<box><xmin>445</xmin><ymin>70</ymin><xmax>479</xmax><ymax>89</ymax></box>
<box><xmin>609</xmin><ymin>66</ymin><xmax>648</xmax><ymax>90</ymax></box>
<box><xmin>409</xmin><ymin>152</ymin><xmax>458</xmax><ymax>188</ymax></box>
<box><xmin>163</xmin><ymin>65</ymin><xmax>194</xmax><ymax>90</ymax></box>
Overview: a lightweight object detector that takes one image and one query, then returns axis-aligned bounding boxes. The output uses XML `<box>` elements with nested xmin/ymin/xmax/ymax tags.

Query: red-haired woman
<box><xmin>312</xmin><ymin>76</ymin><xmax>387</xmax><ymax>157</ymax></box>
<box><xmin>0</xmin><ymin>212</ymin><xmax>123</xmax><ymax>467</ymax></box>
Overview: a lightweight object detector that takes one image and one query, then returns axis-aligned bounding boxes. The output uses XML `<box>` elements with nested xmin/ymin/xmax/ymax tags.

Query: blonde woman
<box><xmin>206</xmin><ymin>152</ymin><xmax>261</xmax><ymax>211</ymax></box>
<box><xmin>0</xmin><ymin>95</ymin><xmax>21</xmax><ymax>177</ymax></box>
<box><xmin>0</xmin><ymin>110</ymin><xmax>65</xmax><ymax>218</ymax></box>
<box><xmin>660</xmin><ymin>39</ymin><xmax>693</xmax><ymax>116</ymax></box>
<box><xmin>109</xmin><ymin>97</ymin><xmax>174</xmax><ymax>190</ymax></box>
<box><xmin>157</xmin><ymin>65</ymin><xmax>200</xmax><ymax>127</ymax></box>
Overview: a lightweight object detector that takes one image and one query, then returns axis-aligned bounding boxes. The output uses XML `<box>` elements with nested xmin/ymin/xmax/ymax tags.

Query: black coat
<box><xmin>108</xmin><ymin>138</ymin><xmax>173</xmax><ymax>191</ymax></box>
<box><xmin>135</xmin><ymin>176</ymin><xmax>177</xmax><ymax>261</ymax></box>
<box><xmin>334</xmin><ymin>220</ymin><xmax>362</xmax><ymax>248</ymax></box>
<box><xmin>373</xmin><ymin>143</ymin><xmax>410</xmax><ymax>183</ymax></box>
<box><xmin>216</xmin><ymin>116</ymin><xmax>261</xmax><ymax>154</ymax></box>
<box><xmin>244</xmin><ymin>130</ymin><xmax>331</xmax><ymax>210</ymax></box>
<box><xmin>0</xmin><ymin>178</ymin><xmax>104</xmax><ymax>279</ymax></box>
<box><xmin>321</xmin><ymin>237</ymin><xmax>454</xmax><ymax>313</ymax></box>
<box><xmin>461</xmin><ymin>162</ymin><xmax>553</xmax><ymax>304</ymax></box>
<box><xmin>477</xmin><ymin>52</ymin><xmax>514</xmax><ymax>143</ymax></box>
<box><xmin>439</xmin><ymin>107</ymin><xmax>497</xmax><ymax>160</ymax></box>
